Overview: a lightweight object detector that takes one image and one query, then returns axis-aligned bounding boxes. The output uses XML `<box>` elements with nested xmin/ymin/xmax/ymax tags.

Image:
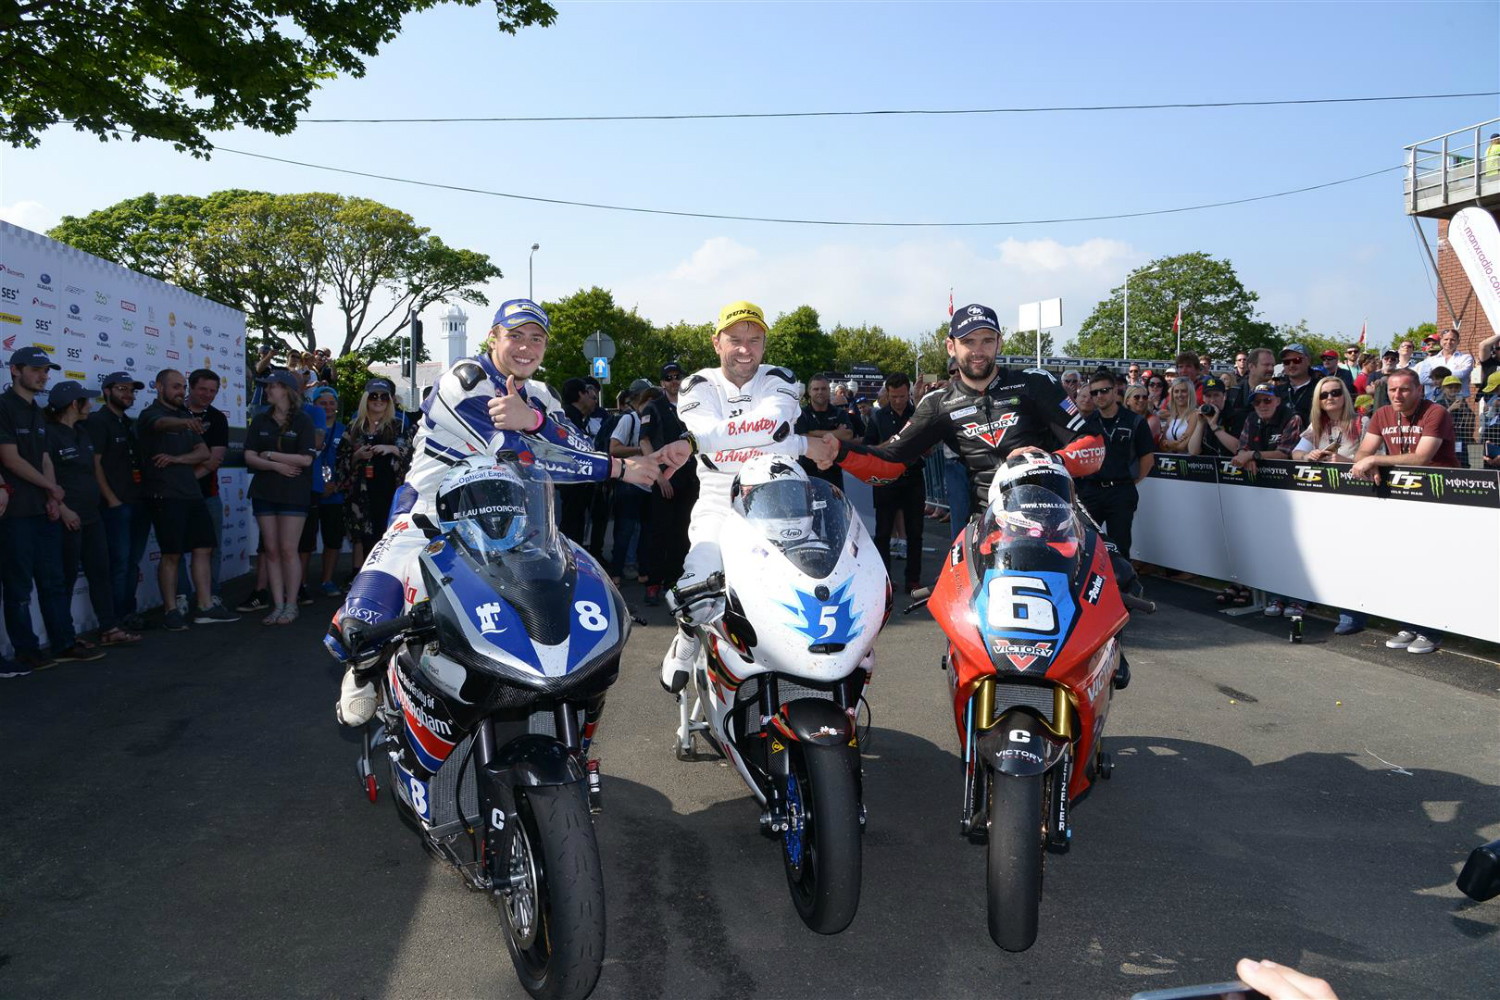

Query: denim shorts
<box><xmin>252</xmin><ymin>499</ymin><xmax>310</xmax><ymax>517</ymax></box>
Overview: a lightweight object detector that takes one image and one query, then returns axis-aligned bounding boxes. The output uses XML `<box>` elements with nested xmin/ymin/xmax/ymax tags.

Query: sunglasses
<box><xmin>368</xmin><ymin>393</ymin><xmax>390</xmax><ymax>401</ymax></box>
<box><xmin>1319</xmin><ymin>389</ymin><xmax>1344</xmax><ymax>399</ymax></box>
<box><xmin>661</xmin><ymin>373</ymin><xmax>681</xmax><ymax>381</ymax></box>
<box><xmin>1254</xmin><ymin>395</ymin><xmax>1279</xmax><ymax>404</ymax></box>
<box><xmin>1089</xmin><ymin>387</ymin><xmax>1113</xmax><ymax>396</ymax></box>
<box><xmin>1281</xmin><ymin>356</ymin><xmax>1305</xmax><ymax>364</ymax></box>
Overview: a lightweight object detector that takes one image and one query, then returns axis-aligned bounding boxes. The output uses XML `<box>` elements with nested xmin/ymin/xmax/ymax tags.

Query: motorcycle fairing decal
<box><xmin>779</xmin><ymin>578</ymin><xmax>863</xmax><ymax>647</ymax></box>
<box><xmin>392</xmin><ymin>759</ymin><xmax>433</xmax><ymax>823</ymax></box>
<box><xmin>426</xmin><ymin>543</ymin><xmax>545</xmax><ymax>675</ymax></box>
<box><xmin>390</xmin><ymin>662</ymin><xmax>457</xmax><ymax>773</ymax></box>
<box><xmin>973</xmin><ymin>569</ymin><xmax>1078</xmax><ymax>671</ymax></box>
<box><xmin>565</xmin><ymin>546</ymin><xmax>621</xmax><ymax>672</ymax></box>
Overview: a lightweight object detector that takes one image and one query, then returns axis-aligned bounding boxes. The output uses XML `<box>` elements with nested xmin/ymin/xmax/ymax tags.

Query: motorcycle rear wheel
<box><xmin>985</xmin><ymin>769</ymin><xmax>1044</xmax><ymax>952</ymax></box>
<box><xmin>500</xmin><ymin>784</ymin><xmax>606</xmax><ymax>1000</ymax></box>
<box><xmin>782</xmin><ymin>745</ymin><xmax>862</xmax><ymax>934</ymax></box>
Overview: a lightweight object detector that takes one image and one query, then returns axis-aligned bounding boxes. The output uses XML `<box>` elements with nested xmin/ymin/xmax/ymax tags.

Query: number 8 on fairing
<box><xmin>985</xmin><ymin>575</ymin><xmax>1056</xmax><ymax>633</ymax></box>
<box><xmin>575</xmin><ymin>601</ymin><xmax>608</xmax><ymax>631</ymax></box>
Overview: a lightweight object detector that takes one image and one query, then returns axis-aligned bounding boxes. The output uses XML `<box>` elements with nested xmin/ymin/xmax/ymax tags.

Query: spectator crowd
<box><xmin>3</xmin><ymin>322</ymin><xmax>1496</xmax><ymax>676</ymax></box>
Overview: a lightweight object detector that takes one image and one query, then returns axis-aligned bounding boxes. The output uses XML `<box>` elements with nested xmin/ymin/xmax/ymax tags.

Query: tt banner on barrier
<box><xmin>1</xmin><ymin>221</ymin><xmax>249</xmax><ymax>657</ymax></box>
<box><xmin>1132</xmin><ymin>456</ymin><xmax>1500</xmax><ymax>643</ymax></box>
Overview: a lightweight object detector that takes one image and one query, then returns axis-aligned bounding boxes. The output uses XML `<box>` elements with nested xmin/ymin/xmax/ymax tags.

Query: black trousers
<box><xmin>646</xmin><ymin>472</ymin><xmax>697</xmax><ymax>588</ymax></box>
<box><xmin>587</xmin><ymin>481</ymin><xmax>611</xmax><ymax>559</ymax></box>
<box><xmin>873</xmin><ymin>475</ymin><xmax>926</xmax><ymax>586</ymax></box>
<box><xmin>1079</xmin><ymin>481</ymin><xmax>1139</xmax><ymax>560</ymax></box>
<box><xmin>559</xmin><ymin>483</ymin><xmax>594</xmax><ymax>550</ymax></box>
<box><xmin>61</xmin><ymin>519</ymin><xmax>117</xmax><ymax>633</ymax></box>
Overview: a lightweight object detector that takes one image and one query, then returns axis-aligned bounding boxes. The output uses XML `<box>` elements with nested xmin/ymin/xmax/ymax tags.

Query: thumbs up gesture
<box><xmin>489</xmin><ymin>375</ymin><xmax>541</xmax><ymax>432</ymax></box>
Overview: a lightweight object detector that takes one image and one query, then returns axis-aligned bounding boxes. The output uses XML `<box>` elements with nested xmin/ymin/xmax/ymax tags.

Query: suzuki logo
<box><xmin>476</xmin><ymin>602</ymin><xmax>506</xmax><ymax>634</ymax></box>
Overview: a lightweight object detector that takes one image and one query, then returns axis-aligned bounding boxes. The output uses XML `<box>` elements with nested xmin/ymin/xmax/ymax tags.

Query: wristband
<box><xmin>529</xmin><ymin>406</ymin><xmax>544</xmax><ymax>433</ymax></box>
<box><xmin>680</xmin><ymin>430</ymin><xmax>698</xmax><ymax>456</ymax></box>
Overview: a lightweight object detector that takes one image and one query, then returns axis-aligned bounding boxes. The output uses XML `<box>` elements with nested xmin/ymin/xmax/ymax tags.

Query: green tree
<box><xmin>830</xmin><ymin>322</ymin><xmax>916</xmax><ymax>376</ymax></box>
<box><xmin>1073</xmin><ymin>252</ymin><xmax>1275</xmax><ymax>361</ymax></box>
<box><xmin>539</xmin><ymin>287</ymin><xmax>655</xmax><ymax>390</ymax></box>
<box><xmin>767</xmin><ymin>306</ymin><xmax>836</xmax><ymax>382</ymax></box>
<box><xmin>653</xmin><ymin>320</ymin><xmax>717</xmax><ymax>380</ymax></box>
<box><xmin>1390</xmin><ymin>321</ymin><xmax>1437</xmax><ymax>349</ymax></box>
<box><xmin>1004</xmin><ymin>329</ymin><xmax>1053</xmax><ymax>359</ymax></box>
<box><xmin>332</xmin><ymin>353</ymin><xmax>377</xmax><ymax>422</ymax></box>
<box><xmin>3</xmin><ymin>1</ymin><xmax>558</xmax><ymax>155</ymax></box>
<box><xmin>914</xmin><ymin>322</ymin><xmax>951</xmax><ymax>378</ymax></box>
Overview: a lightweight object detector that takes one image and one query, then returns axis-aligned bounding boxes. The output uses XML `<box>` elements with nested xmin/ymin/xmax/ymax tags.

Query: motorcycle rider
<box><xmin>658</xmin><ymin>300</ymin><xmax>840</xmax><ymax>693</ymax></box>
<box><xmin>333</xmin><ymin>298</ymin><xmax>689</xmax><ymax>724</ymax></box>
<box><xmin>818</xmin><ymin>303</ymin><xmax>1105</xmax><ymax>508</ymax></box>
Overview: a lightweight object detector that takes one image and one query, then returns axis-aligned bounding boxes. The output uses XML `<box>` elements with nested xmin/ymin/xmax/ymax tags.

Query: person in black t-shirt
<box><xmin>795</xmin><ymin>373</ymin><xmax>854</xmax><ymax>489</ymax></box>
<box><xmin>0</xmin><ymin>347</ymin><xmax>99</xmax><ymax>672</ymax></box>
<box><xmin>1190</xmin><ymin>377</ymin><xmax>1237</xmax><ymax>458</ymax></box>
<box><xmin>45</xmin><ymin>382</ymin><xmax>140</xmax><ymax>647</ymax></box>
<box><xmin>1076</xmin><ymin>370</ymin><xmax>1155</xmax><ymax>559</ymax></box>
<box><xmin>639</xmin><ymin>361</ymin><xmax>697</xmax><ymax>605</ymax></box>
<box><xmin>176</xmin><ymin>369</ymin><xmax>229</xmax><ymax>611</ymax></box>
<box><xmin>864</xmin><ymin>371</ymin><xmax>925</xmax><ymax>592</ymax></box>
<box><xmin>245</xmin><ymin>371</ymin><xmax>317</xmax><ymax>626</ymax></box>
<box><xmin>87</xmin><ymin>371</ymin><xmax>151</xmax><ymax>628</ymax></box>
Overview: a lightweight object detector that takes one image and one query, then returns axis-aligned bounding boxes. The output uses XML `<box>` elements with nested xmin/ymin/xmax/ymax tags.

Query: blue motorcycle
<box><xmin>350</xmin><ymin>457</ymin><xmax>626</xmax><ymax>1000</ymax></box>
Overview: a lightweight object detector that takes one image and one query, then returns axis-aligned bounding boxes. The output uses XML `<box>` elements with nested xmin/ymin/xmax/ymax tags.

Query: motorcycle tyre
<box><xmin>501</xmin><ymin>783</ymin><xmax>606</xmax><ymax>1000</ymax></box>
<box><xmin>783</xmin><ymin>745</ymin><xmax>862</xmax><ymax>935</ymax></box>
<box><xmin>985</xmin><ymin>769</ymin><xmax>1043</xmax><ymax>952</ymax></box>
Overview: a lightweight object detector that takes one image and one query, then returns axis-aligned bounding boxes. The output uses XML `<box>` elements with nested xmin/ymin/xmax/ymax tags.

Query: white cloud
<box><xmin>622</xmin><ymin>234</ymin><xmax>1141</xmax><ymax>342</ymax></box>
<box><xmin>0</xmin><ymin>200</ymin><xmax>54</xmax><ymax>234</ymax></box>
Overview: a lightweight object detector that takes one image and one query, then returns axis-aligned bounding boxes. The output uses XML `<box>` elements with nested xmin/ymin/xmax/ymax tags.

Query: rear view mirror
<box><xmin>1458</xmin><ymin>838</ymin><xmax>1500</xmax><ymax>902</ymax></box>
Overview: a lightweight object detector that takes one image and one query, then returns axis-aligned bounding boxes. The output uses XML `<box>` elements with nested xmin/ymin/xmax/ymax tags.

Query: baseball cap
<box><xmin>47</xmin><ymin>380</ymin><xmax>100</xmax><ymax>406</ymax></box>
<box><xmin>1250</xmin><ymin>383</ymin><xmax>1279</xmax><ymax>400</ymax></box>
<box><xmin>628</xmin><ymin>378</ymin><xmax>655</xmax><ymax>394</ymax></box>
<box><xmin>1441</xmin><ymin>375</ymin><xmax>1463</xmax><ymax>387</ymax></box>
<box><xmin>1202</xmin><ymin>375</ymin><xmax>1227</xmax><ymax>394</ymax></box>
<box><xmin>949</xmin><ymin>303</ymin><xmax>1001</xmax><ymax>340</ymax></box>
<box><xmin>1483</xmin><ymin>371</ymin><xmax>1500</xmax><ymax>394</ymax></box>
<box><xmin>101</xmin><ymin>370</ymin><xmax>145</xmax><ymax>389</ymax></box>
<box><xmin>259</xmin><ymin>370</ymin><xmax>302</xmax><ymax>392</ymax></box>
<box><xmin>715</xmin><ymin>300</ymin><xmax>768</xmax><ymax>336</ymax></box>
<box><xmin>363</xmin><ymin>377</ymin><xmax>396</xmax><ymax>395</ymax></box>
<box><xmin>1381</xmin><ymin>349</ymin><xmax>1399</xmax><ymax>360</ymax></box>
<box><xmin>660</xmin><ymin>361</ymin><xmax>684</xmax><ymax>379</ymax></box>
<box><xmin>1320</xmin><ymin>349</ymin><xmax>1339</xmax><ymax>359</ymax></box>
<box><xmin>491</xmin><ymin>298</ymin><xmax>551</xmax><ymax>333</ymax></box>
<box><xmin>8</xmin><ymin>345</ymin><xmax>59</xmax><ymax>370</ymax></box>
<box><xmin>1280</xmin><ymin>343</ymin><xmax>1309</xmax><ymax>360</ymax></box>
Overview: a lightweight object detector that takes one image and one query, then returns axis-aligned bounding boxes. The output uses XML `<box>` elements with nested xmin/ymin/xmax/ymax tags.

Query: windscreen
<box><xmin>739</xmin><ymin>477</ymin><xmax>851</xmax><ymax>579</ymax></box>
<box><xmin>439</xmin><ymin>460</ymin><xmax>564</xmax><ymax>575</ymax></box>
<box><xmin>976</xmin><ymin>484</ymin><xmax>1083</xmax><ymax>577</ymax></box>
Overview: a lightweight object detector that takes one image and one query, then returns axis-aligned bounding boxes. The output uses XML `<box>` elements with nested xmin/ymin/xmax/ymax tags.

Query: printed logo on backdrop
<box><xmin>1149</xmin><ymin>455</ymin><xmax>1218</xmax><ymax>483</ymax></box>
<box><xmin>1374</xmin><ymin>467</ymin><xmax>1500</xmax><ymax>509</ymax></box>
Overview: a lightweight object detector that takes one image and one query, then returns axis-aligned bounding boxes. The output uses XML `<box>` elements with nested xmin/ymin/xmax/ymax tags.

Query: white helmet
<box><xmin>986</xmin><ymin>451</ymin><xmax>1074</xmax><ymax>508</ymax></box>
<box><xmin>731</xmin><ymin>454</ymin><xmax>816</xmax><ymax>544</ymax></box>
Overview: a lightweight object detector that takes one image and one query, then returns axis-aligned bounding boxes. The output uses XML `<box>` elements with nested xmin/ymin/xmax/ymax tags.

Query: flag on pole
<box><xmin>1172</xmin><ymin>305</ymin><xmax>1181</xmax><ymax>334</ymax></box>
<box><xmin>1358</xmin><ymin>320</ymin><xmax>1367</xmax><ymax>347</ymax></box>
<box><xmin>948</xmin><ymin>288</ymin><xmax>954</xmax><ymax>317</ymax></box>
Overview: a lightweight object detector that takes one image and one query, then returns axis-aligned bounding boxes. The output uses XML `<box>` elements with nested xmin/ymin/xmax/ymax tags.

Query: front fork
<box><xmin>960</xmin><ymin>678</ymin><xmax>1074</xmax><ymax>852</ymax></box>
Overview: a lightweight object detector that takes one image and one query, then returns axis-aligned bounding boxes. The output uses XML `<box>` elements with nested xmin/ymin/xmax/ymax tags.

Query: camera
<box><xmin>1198</xmin><ymin>403</ymin><xmax>1218</xmax><ymax>417</ymax></box>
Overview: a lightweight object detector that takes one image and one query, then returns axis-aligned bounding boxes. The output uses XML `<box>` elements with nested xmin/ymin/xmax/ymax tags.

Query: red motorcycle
<box><xmin>910</xmin><ymin>470</ymin><xmax>1153</xmax><ymax>952</ymax></box>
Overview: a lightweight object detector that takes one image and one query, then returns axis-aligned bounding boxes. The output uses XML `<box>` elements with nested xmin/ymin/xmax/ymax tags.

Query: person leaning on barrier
<box><xmin>1289</xmin><ymin>376</ymin><xmax>1367</xmax><ymax>632</ymax></box>
<box><xmin>1229</xmin><ymin>383</ymin><xmax>1301</xmax><ymax>474</ymax></box>
<box><xmin>1157</xmin><ymin>377</ymin><xmax>1202</xmax><ymax>453</ymax></box>
<box><xmin>1076</xmin><ymin>369</ymin><xmax>1154</xmax><ymax>560</ymax></box>
<box><xmin>1350</xmin><ymin>367</ymin><xmax>1457</xmax><ymax>654</ymax></box>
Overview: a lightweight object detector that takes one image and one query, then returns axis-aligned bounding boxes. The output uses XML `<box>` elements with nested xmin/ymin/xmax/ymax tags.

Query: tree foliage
<box><xmin>767</xmin><ymin>306</ymin><xmax>836</xmax><ymax>382</ymax></box>
<box><xmin>48</xmin><ymin>190</ymin><xmax>498</xmax><ymax>355</ymax></box>
<box><xmin>2</xmin><ymin>1</ymin><xmax>558</xmax><ymax>155</ymax></box>
<box><xmin>538</xmin><ymin>287</ymin><xmax>656</xmax><ymax>390</ymax></box>
<box><xmin>1072</xmin><ymin>252</ymin><xmax>1275</xmax><ymax>361</ymax></box>
<box><xmin>1391</xmin><ymin>321</ymin><xmax>1437</xmax><ymax>349</ymax></box>
<box><xmin>831</xmin><ymin>322</ymin><xmax>915</xmax><ymax>377</ymax></box>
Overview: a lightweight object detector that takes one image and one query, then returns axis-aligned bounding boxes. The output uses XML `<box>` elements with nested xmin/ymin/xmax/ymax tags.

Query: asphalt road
<box><xmin>2</xmin><ymin>539</ymin><xmax>1497</xmax><ymax>1000</ymax></box>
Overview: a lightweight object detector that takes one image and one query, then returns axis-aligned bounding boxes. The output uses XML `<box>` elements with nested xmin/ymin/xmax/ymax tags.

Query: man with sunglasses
<box><xmin>1076</xmin><ymin>369</ymin><xmax>1154</xmax><ymax>559</ymax></box>
<box><xmin>333</xmin><ymin>298</ymin><xmax>686</xmax><ymax>725</ymax></box>
<box><xmin>1278</xmin><ymin>343</ymin><xmax>1317</xmax><ymax>423</ymax></box>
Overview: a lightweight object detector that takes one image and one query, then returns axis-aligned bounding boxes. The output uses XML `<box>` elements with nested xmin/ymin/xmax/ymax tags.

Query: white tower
<box><xmin>442</xmin><ymin>305</ymin><xmax>469</xmax><ymax>365</ymax></box>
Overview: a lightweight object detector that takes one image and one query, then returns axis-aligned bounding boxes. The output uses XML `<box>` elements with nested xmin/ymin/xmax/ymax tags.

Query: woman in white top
<box><xmin>1157</xmin><ymin>377</ymin><xmax>1201</xmax><ymax>453</ymax></box>
<box><xmin>1292</xmin><ymin>375</ymin><xmax>1365</xmax><ymax>462</ymax></box>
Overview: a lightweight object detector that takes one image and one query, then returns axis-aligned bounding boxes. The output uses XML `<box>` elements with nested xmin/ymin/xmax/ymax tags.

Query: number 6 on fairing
<box><xmin>985</xmin><ymin>575</ymin><xmax>1056</xmax><ymax>633</ymax></box>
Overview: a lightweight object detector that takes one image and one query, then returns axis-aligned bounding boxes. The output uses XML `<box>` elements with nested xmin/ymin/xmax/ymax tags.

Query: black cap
<box><xmin>949</xmin><ymin>303</ymin><xmax>1001</xmax><ymax>340</ymax></box>
<box><xmin>47</xmin><ymin>380</ymin><xmax>100</xmax><ymax>407</ymax></box>
<box><xmin>101</xmin><ymin>371</ymin><xmax>145</xmax><ymax>389</ymax></box>
<box><xmin>1381</xmin><ymin>349</ymin><xmax>1399</xmax><ymax>360</ymax></box>
<box><xmin>1202</xmin><ymin>376</ymin><xmax>1226</xmax><ymax>393</ymax></box>
<box><xmin>363</xmin><ymin>377</ymin><xmax>395</xmax><ymax>395</ymax></box>
<box><xmin>8</xmin><ymin>345</ymin><xmax>60</xmax><ymax>370</ymax></box>
<box><xmin>258</xmin><ymin>370</ymin><xmax>302</xmax><ymax>391</ymax></box>
<box><xmin>660</xmin><ymin>361</ymin><xmax>684</xmax><ymax>379</ymax></box>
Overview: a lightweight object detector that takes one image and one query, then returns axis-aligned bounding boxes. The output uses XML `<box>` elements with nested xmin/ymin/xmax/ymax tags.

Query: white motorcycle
<box><xmin>669</xmin><ymin>457</ymin><xmax>889</xmax><ymax>934</ymax></box>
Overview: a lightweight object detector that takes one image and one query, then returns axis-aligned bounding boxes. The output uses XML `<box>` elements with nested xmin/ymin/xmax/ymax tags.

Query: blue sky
<box><xmin>2</xmin><ymin>0</ymin><xmax>1497</xmax><ymax>355</ymax></box>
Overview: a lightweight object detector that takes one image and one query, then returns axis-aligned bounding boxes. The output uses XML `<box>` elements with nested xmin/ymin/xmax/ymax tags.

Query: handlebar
<box><xmin>351</xmin><ymin>602</ymin><xmax>434</xmax><ymax>658</ymax></box>
<box><xmin>1122</xmin><ymin>594</ymin><xmax>1156</xmax><ymax>615</ymax></box>
<box><xmin>670</xmin><ymin>572</ymin><xmax>725</xmax><ymax>612</ymax></box>
<box><xmin>902</xmin><ymin>587</ymin><xmax>932</xmax><ymax>615</ymax></box>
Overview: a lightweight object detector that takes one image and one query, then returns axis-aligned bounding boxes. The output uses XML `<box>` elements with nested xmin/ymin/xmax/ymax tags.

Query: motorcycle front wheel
<box><xmin>782</xmin><ymin>745</ymin><xmax>862</xmax><ymax>934</ymax></box>
<box><xmin>499</xmin><ymin>783</ymin><xmax>606</xmax><ymax>1000</ymax></box>
<box><xmin>985</xmin><ymin>769</ymin><xmax>1044</xmax><ymax>952</ymax></box>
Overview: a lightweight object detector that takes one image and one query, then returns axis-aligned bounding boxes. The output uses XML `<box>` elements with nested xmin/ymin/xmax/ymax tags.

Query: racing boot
<box><xmin>337</xmin><ymin>667</ymin><xmax>378</xmax><ymax>726</ymax></box>
<box><xmin>660</xmin><ymin>626</ymin><xmax>699</xmax><ymax>694</ymax></box>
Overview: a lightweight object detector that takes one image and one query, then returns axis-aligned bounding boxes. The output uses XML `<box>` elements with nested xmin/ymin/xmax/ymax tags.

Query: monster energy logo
<box><xmin>1326</xmin><ymin>468</ymin><xmax>1340</xmax><ymax>490</ymax></box>
<box><xmin>1427</xmin><ymin>473</ymin><xmax>1444</xmax><ymax>497</ymax></box>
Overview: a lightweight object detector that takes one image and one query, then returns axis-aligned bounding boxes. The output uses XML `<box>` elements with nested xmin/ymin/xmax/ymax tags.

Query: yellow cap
<box><xmin>715</xmin><ymin>300</ymin><xmax>768</xmax><ymax>336</ymax></box>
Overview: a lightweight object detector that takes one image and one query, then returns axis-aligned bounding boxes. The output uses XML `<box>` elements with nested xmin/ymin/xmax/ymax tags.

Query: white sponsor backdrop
<box><xmin>1</xmin><ymin>221</ymin><xmax>249</xmax><ymax>656</ymax></box>
<box><xmin>1135</xmin><ymin>475</ymin><xmax>1500</xmax><ymax>643</ymax></box>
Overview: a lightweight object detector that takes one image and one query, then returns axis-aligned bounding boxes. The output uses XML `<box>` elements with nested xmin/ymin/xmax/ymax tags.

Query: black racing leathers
<box><xmin>836</xmin><ymin>368</ymin><xmax>1106</xmax><ymax>505</ymax></box>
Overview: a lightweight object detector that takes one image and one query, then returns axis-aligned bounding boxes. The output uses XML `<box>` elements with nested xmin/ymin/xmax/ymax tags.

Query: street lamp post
<box><xmin>1123</xmin><ymin>261</ymin><xmax>1164</xmax><ymax>360</ymax></box>
<box><xmin>528</xmin><ymin>243</ymin><xmax>540</xmax><ymax>301</ymax></box>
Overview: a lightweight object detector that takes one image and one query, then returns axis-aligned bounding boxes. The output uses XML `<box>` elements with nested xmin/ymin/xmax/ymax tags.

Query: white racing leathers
<box><xmin>670</xmin><ymin>365</ymin><xmax>807</xmax><ymax>625</ymax></box>
<box><xmin>329</xmin><ymin>353</ymin><xmax>612</xmax><ymax>662</ymax></box>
